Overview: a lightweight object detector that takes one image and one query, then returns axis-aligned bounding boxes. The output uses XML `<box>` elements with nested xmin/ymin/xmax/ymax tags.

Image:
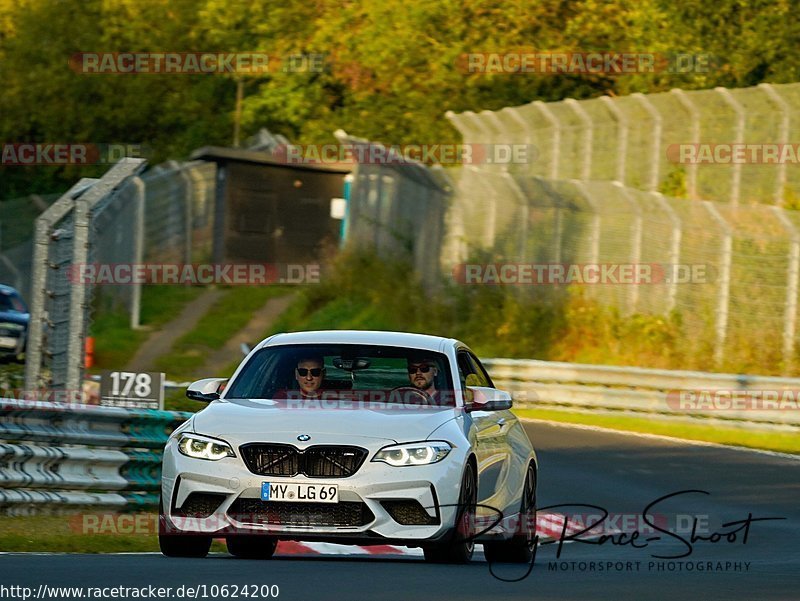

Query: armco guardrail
<box><xmin>485</xmin><ymin>359</ymin><xmax>800</xmax><ymax>429</ymax></box>
<box><xmin>0</xmin><ymin>399</ymin><xmax>190</xmax><ymax>511</ymax></box>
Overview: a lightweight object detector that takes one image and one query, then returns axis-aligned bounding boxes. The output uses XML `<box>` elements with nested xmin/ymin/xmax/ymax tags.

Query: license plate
<box><xmin>0</xmin><ymin>337</ymin><xmax>16</xmax><ymax>348</ymax></box>
<box><xmin>261</xmin><ymin>482</ymin><xmax>339</xmax><ymax>503</ymax></box>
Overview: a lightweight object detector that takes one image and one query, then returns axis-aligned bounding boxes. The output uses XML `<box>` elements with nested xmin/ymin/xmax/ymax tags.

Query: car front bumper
<box><xmin>161</xmin><ymin>435</ymin><xmax>469</xmax><ymax>544</ymax></box>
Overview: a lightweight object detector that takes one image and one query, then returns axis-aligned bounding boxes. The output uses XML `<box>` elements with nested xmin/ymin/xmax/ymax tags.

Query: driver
<box><xmin>407</xmin><ymin>356</ymin><xmax>440</xmax><ymax>403</ymax></box>
<box><xmin>295</xmin><ymin>355</ymin><xmax>325</xmax><ymax>399</ymax></box>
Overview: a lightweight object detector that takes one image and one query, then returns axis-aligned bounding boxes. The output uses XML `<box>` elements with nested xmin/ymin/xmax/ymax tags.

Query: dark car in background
<box><xmin>0</xmin><ymin>285</ymin><xmax>29</xmax><ymax>362</ymax></box>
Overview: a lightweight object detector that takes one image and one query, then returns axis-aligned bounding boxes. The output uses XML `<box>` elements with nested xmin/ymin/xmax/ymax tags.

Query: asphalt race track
<box><xmin>2</xmin><ymin>421</ymin><xmax>798</xmax><ymax>601</ymax></box>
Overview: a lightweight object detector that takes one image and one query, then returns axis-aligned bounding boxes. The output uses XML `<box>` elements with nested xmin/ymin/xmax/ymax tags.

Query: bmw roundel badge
<box><xmin>297</xmin><ymin>434</ymin><xmax>311</xmax><ymax>441</ymax></box>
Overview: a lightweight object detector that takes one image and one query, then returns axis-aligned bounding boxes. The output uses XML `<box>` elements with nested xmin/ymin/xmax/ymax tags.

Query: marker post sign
<box><xmin>100</xmin><ymin>370</ymin><xmax>165</xmax><ymax>410</ymax></box>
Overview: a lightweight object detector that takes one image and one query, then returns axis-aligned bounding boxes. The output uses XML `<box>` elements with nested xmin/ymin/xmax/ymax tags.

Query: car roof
<box><xmin>258</xmin><ymin>330</ymin><xmax>460</xmax><ymax>353</ymax></box>
<box><xmin>0</xmin><ymin>284</ymin><xmax>20</xmax><ymax>295</ymax></box>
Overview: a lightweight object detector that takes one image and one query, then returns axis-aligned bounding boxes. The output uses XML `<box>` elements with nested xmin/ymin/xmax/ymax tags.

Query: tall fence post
<box><xmin>632</xmin><ymin>92</ymin><xmax>662</xmax><ymax>192</ymax></box>
<box><xmin>771</xmin><ymin>206</ymin><xmax>799</xmax><ymax>372</ymax></box>
<box><xmin>24</xmin><ymin>179</ymin><xmax>96</xmax><ymax>391</ymax></box>
<box><xmin>501</xmin><ymin>107</ymin><xmax>535</xmax><ymax>175</ymax></box>
<box><xmin>601</xmin><ymin>96</ymin><xmax>629</xmax><ymax>185</ymax></box>
<box><xmin>130</xmin><ymin>176</ymin><xmax>145</xmax><ymax>330</ymax></box>
<box><xmin>571</xmin><ymin>180</ymin><xmax>601</xmax><ymax>265</ymax></box>
<box><xmin>66</xmin><ymin>199</ymin><xmax>91</xmax><ymax>392</ymax></box>
<box><xmin>504</xmin><ymin>172</ymin><xmax>530</xmax><ymax>259</ymax></box>
<box><xmin>533</xmin><ymin>101</ymin><xmax>561</xmax><ymax>180</ymax></box>
<box><xmin>715</xmin><ymin>87</ymin><xmax>744</xmax><ymax>206</ymax></box>
<box><xmin>758</xmin><ymin>83</ymin><xmax>790</xmax><ymax>205</ymax></box>
<box><xmin>565</xmin><ymin>99</ymin><xmax>593</xmax><ymax>180</ymax></box>
<box><xmin>613</xmin><ymin>182</ymin><xmax>643</xmax><ymax>314</ymax></box>
<box><xmin>650</xmin><ymin>192</ymin><xmax>682</xmax><ymax>313</ymax></box>
<box><xmin>703</xmin><ymin>201</ymin><xmax>732</xmax><ymax>366</ymax></box>
<box><xmin>177</xmin><ymin>165</ymin><xmax>194</xmax><ymax>264</ymax></box>
<box><xmin>670</xmin><ymin>89</ymin><xmax>699</xmax><ymax>199</ymax></box>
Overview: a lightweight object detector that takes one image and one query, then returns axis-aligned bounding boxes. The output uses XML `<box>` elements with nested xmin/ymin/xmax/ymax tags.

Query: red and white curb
<box><xmin>273</xmin><ymin>513</ymin><xmax>598</xmax><ymax>557</ymax></box>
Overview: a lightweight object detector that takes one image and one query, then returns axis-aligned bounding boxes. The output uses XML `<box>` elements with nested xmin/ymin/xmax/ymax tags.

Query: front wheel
<box><xmin>158</xmin><ymin>496</ymin><xmax>211</xmax><ymax>558</ymax></box>
<box><xmin>423</xmin><ymin>461</ymin><xmax>476</xmax><ymax>564</ymax></box>
<box><xmin>483</xmin><ymin>462</ymin><xmax>537</xmax><ymax>564</ymax></box>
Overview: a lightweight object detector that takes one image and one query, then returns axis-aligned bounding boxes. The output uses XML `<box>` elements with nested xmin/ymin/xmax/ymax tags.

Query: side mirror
<box><xmin>186</xmin><ymin>378</ymin><xmax>228</xmax><ymax>402</ymax></box>
<box><xmin>465</xmin><ymin>386</ymin><xmax>513</xmax><ymax>412</ymax></box>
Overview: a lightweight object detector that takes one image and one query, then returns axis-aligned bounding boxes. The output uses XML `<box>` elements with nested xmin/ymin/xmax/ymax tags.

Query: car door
<box><xmin>457</xmin><ymin>350</ymin><xmax>512</xmax><ymax>509</ymax></box>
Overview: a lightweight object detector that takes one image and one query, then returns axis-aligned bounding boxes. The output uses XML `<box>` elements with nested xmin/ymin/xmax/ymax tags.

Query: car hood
<box><xmin>0</xmin><ymin>311</ymin><xmax>29</xmax><ymax>326</ymax></box>
<box><xmin>192</xmin><ymin>398</ymin><xmax>459</xmax><ymax>445</ymax></box>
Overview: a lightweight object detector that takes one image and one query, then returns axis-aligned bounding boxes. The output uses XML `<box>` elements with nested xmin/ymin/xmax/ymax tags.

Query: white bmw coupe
<box><xmin>159</xmin><ymin>330</ymin><xmax>537</xmax><ymax>563</ymax></box>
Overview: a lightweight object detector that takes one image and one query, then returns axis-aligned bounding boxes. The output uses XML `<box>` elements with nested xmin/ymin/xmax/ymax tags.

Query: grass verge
<box><xmin>514</xmin><ymin>408</ymin><xmax>800</xmax><ymax>455</ymax></box>
<box><xmin>0</xmin><ymin>514</ymin><xmax>226</xmax><ymax>553</ymax></box>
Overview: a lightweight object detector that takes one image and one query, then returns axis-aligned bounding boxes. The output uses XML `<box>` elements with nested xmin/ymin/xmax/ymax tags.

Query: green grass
<box><xmin>0</xmin><ymin>514</ymin><xmax>227</xmax><ymax>553</ymax></box>
<box><xmin>153</xmin><ymin>285</ymin><xmax>292</xmax><ymax>381</ymax></box>
<box><xmin>514</xmin><ymin>407</ymin><xmax>800</xmax><ymax>455</ymax></box>
<box><xmin>90</xmin><ymin>285</ymin><xmax>206</xmax><ymax>370</ymax></box>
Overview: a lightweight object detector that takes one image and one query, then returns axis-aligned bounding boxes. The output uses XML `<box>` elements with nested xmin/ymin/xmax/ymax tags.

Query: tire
<box><xmin>423</xmin><ymin>461</ymin><xmax>477</xmax><ymax>564</ymax></box>
<box><xmin>158</xmin><ymin>496</ymin><xmax>212</xmax><ymax>558</ymax></box>
<box><xmin>483</xmin><ymin>462</ymin><xmax>537</xmax><ymax>564</ymax></box>
<box><xmin>226</xmin><ymin>535</ymin><xmax>278</xmax><ymax>559</ymax></box>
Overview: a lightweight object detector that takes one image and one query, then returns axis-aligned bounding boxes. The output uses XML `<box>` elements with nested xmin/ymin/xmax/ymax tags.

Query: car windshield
<box><xmin>224</xmin><ymin>343</ymin><xmax>454</xmax><ymax>406</ymax></box>
<box><xmin>0</xmin><ymin>293</ymin><xmax>25</xmax><ymax>313</ymax></box>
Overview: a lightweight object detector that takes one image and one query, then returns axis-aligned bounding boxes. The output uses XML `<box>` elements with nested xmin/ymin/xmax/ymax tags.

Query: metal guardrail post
<box><xmin>649</xmin><ymin>192</ymin><xmax>682</xmax><ymax>313</ymax></box>
<box><xmin>715</xmin><ymin>87</ymin><xmax>745</xmax><ymax>206</ymax></box>
<box><xmin>771</xmin><ymin>206</ymin><xmax>800</xmax><ymax>371</ymax></box>
<box><xmin>758</xmin><ymin>83</ymin><xmax>790</xmax><ymax>205</ymax></box>
<box><xmin>703</xmin><ymin>201</ymin><xmax>733</xmax><ymax>365</ymax></box>
<box><xmin>565</xmin><ymin>98</ymin><xmax>593</xmax><ymax>180</ymax></box>
<box><xmin>600</xmin><ymin>96</ymin><xmax>629</xmax><ymax>185</ymax></box>
<box><xmin>631</xmin><ymin>92</ymin><xmax>662</xmax><ymax>192</ymax></box>
<box><xmin>533</xmin><ymin>101</ymin><xmax>560</xmax><ymax>180</ymax></box>
<box><xmin>670</xmin><ymin>89</ymin><xmax>699</xmax><ymax>199</ymax></box>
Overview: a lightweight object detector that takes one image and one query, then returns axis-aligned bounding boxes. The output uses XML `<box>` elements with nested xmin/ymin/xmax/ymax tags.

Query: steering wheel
<box><xmin>389</xmin><ymin>386</ymin><xmax>432</xmax><ymax>406</ymax></box>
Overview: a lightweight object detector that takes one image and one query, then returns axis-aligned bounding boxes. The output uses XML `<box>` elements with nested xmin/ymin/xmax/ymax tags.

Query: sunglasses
<box><xmin>297</xmin><ymin>367</ymin><xmax>323</xmax><ymax>377</ymax></box>
<box><xmin>408</xmin><ymin>365</ymin><xmax>433</xmax><ymax>374</ymax></box>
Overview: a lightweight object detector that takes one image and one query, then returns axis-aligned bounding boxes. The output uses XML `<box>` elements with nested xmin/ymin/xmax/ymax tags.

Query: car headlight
<box><xmin>177</xmin><ymin>433</ymin><xmax>235</xmax><ymax>461</ymax></box>
<box><xmin>372</xmin><ymin>441</ymin><xmax>452</xmax><ymax>467</ymax></box>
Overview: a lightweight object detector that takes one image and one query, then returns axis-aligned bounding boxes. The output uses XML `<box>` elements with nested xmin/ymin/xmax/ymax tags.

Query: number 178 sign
<box><xmin>100</xmin><ymin>370</ymin><xmax>165</xmax><ymax>410</ymax></box>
